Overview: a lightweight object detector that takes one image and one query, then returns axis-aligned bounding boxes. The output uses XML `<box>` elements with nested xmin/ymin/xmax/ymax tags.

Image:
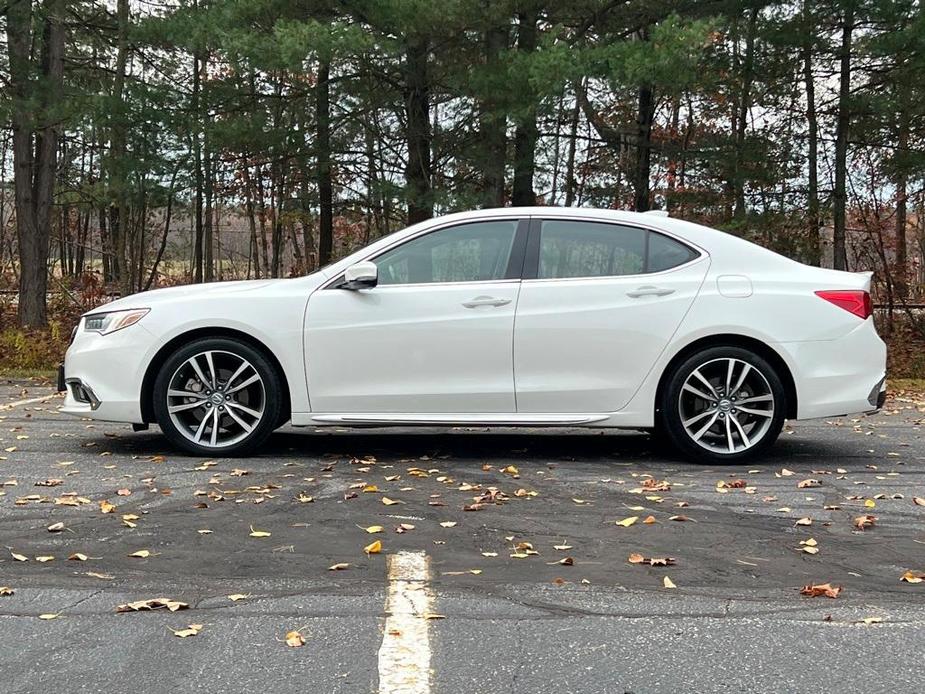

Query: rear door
<box><xmin>513</xmin><ymin>217</ymin><xmax>709</xmax><ymax>413</ymax></box>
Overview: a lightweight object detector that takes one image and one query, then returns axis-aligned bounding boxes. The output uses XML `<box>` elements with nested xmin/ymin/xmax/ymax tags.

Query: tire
<box><xmin>153</xmin><ymin>337</ymin><xmax>282</xmax><ymax>457</ymax></box>
<box><xmin>657</xmin><ymin>346</ymin><xmax>786</xmax><ymax>464</ymax></box>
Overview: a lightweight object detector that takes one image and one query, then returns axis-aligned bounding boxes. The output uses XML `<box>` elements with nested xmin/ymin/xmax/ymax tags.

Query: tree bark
<box><xmin>479</xmin><ymin>22</ymin><xmax>507</xmax><ymax>208</ymax></box>
<box><xmin>802</xmin><ymin>1</ymin><xmax>821</xmax><ymax>265</ymax></box>
<box><xmin>7</xmin><ymin>0</ymin><xmax>65</xmax><ymax>327</ymax></box>
<box><xmin>895</xmin><ymin>109</ymin><xmax>909</xmax><ymax>299</ymax></box>
<box><xmin>511</xmin><ymin>10</ymin><xmax>538</xmax><ymax>207</ymax></box>
<box><xmin>633</xmin><ymin>83</ymin><xmax>654</xmax><ymax>212</ymax></box>
<box><xmin>316</xmin><ymin>59</ymin><xmax>334</xmax><ymax>265</ymax></box>
<box><xmin>832</xmin><ymin>2</ymin><xmax>854</xmax><ymax>271</ymax></box>
<box><xmin>732</xmin><ymin>7</ymin><xmax>758</xmax><ymax>219</ymax></box>
<box><xmin>404</xmin><ymin>36</ymin><xmax>433</xmax><ymax>224</ymax></box>
<box><xmin>192</xmin><ymin>45</ymin><xmax>204</xmax><ymax>283</ymax></box>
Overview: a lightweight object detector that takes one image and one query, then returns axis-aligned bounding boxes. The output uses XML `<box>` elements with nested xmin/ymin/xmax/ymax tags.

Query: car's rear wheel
<box><xmin>153</xmin><ymin>338</ymin><xmax>281</xmax><ymax>456</ymax></box>
<box><xmin>658</xmin><ymin>346</ymin><xmax>785</xmax><ymax>463</ymax></box>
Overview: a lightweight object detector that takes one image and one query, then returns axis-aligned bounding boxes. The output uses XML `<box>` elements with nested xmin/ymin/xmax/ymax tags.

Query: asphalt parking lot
<box><xmin>1</xmin><ymin>381</ymin><xmax>924</xmax><ymax>693</ymax></box>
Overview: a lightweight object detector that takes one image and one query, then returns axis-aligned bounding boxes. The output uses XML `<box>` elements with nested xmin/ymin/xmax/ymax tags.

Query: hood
<box><xmin>85</xmin><ymin>279</ymin><xmax>289</xmax><ymax>315</ymax></box>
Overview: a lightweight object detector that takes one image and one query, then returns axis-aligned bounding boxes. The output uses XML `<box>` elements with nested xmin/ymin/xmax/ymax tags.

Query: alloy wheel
<box><xmin>677</xmin><ymin>357</ymin><xmax>775</xmax><ymax>455</ymax></box>
<box><xmin>165</xmin><ymin>350</ymin><xmax>266</xmax><ymax>449</ymax></box>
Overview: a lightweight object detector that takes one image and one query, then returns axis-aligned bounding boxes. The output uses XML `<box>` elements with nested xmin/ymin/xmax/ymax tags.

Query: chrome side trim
<box><xmin>309</xmin><ymin>413</ymin><xmax>610</xmax><ymax>426</ymax></box>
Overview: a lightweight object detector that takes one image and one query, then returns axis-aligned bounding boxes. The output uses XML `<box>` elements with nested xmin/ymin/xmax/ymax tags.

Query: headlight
<box><xmin>83</xmin><ymin>308</ymin><xmax>150</xmax><ymax>335</ymax></box>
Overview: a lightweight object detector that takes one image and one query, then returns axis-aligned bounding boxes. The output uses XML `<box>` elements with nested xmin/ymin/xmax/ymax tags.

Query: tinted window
<box><xmin>538</xmin><ymin>221</ymin><xmax>645</xmax><ymax>279</ymax></box>
<box><xmin>375</xmin><ymin>221</ymin><xmax>517</xmax><ymax>285</ymax></box>
<box><xmin>648</xmin><ymin>231</ymin><xmax>698</xmax><ymax>272</ymax></box>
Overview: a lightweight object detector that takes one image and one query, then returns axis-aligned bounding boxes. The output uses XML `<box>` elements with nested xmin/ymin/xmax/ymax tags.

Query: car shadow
<box><xmin>82</xmin><ymin>423</ymin><xmax>866</xmax><ymax>467</ymax></box>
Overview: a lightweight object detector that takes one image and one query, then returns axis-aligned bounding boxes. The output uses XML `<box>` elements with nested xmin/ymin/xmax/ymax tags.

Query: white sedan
<box><xmin>60</xmin><ymin>207</ymin><xmax>886</xmax><ymax>463</ymax></box>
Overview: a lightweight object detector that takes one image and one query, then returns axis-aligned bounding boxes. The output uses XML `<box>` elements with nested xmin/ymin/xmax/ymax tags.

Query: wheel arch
<box><xmin>140</xmin><ymin>327</ymin><xmax>292</xmax><ymax>425</ymax></box>
<box><xmin>654</xmin><ymin>334</ymin><xmax>797</xmax><ymax>420</ymax></box>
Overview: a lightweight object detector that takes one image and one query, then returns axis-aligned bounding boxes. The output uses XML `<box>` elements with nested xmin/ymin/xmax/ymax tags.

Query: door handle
<box><xmin>462</xmin><ymin>296</ymin><xmax>512</xmax><ymax>308</ymax></box>
<box><xmin>626</xmin><ymin>285</ymin><xmax>675</xmax><ymax>298</ymax></box>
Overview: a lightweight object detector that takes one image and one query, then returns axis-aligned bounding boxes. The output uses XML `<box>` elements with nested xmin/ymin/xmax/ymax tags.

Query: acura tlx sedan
<box><xmin>60</xmin><ymin>207</ymin><xmax>886</xmax><ymax>463</ymax></box>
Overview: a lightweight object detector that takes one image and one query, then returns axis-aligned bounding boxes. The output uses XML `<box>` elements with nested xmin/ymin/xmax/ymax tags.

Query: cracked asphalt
<box><xmin>1</xmin><ymin>380</ymin><xmax>924</xmax><ymax>693</ymax></box>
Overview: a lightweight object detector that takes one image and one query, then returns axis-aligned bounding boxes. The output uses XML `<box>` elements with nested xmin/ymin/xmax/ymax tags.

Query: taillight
<box><xmin>815</xmin><ymin>290</ymin><xmax>872</xmax><ymax>319</ymax></box>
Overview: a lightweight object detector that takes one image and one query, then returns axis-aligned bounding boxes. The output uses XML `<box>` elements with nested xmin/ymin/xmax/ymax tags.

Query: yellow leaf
<box><xmin>363</xmin><ymin>485</ymin><xmax>379</xmax><ymax>493</ymax></box>
<box><xmin>172</xmin><ymin>624</ymin><xmax>203</xmax><ymax>638</ymax></box>
<box><xmin>381</xmin><ymin>497</ymin><xmax>402</xmax><ymax>506</ymax></box>
<box><xmin>663</xmin><ymin>576</ymin><xmax>677</xmax><ymax>589</ymax></box>
<box><xmin>11</xmin><ymin>552</ymin><xmax>28</xmax><ymax>562</ymax></box>
<box><xmin>502</xmin><ymin>465</ymin><xmax>519</xmax><ymax>475</ymax></box>
<box><xmin>800</xmin><ymin>538</ymin><xmax>818</xmax><ymax>547</ymax></box>
<box><xmin>129</xmin><ymin>550</ymin><xmax>151</xmax><ymax>558</ymax></box>
<box><xmin>285</xmin><ymin>630</ymin><xmax>306</xmax><ymax>647</ymax></box>
<box><xmin>364</xmin><ymin>525</ymin><xmax>384</xmax><ymax>534</ymax></box>
<box><xmin>249</xmin><ymin>526</ymin><xmax>271</xmax><ymax>538</ymax></box>
<box><xmin>864</xmin><ymin>499</ymin><xmax>876</xmax><ymax>508</ymax></box>
<box><xmin>35</xmin><ymin>556</ymin><xmax>54</xmax><ymax>563</ymax></box>
<box><xmin>227</xmin><ymin>594</ymin><xmax>248</xmax><ymax>602</ymax></box>
<box><xmin>296</xmin><ymin>494</ymin><xmax>314</xmax><ymax>503</ymax></box>
<box><xmin>68</xmin><ymin>553</ymin><xmax>89</xmax><ymax>561</ymax></box>
<box><xmin>616</xmin><ymin>516</ymin><xmax>639</xmax><ymax>527</ymax></box>
<box><xmin>38</xmin><ymin>613</ymin><xmax>60</xmax><ymax>620</ymax></box>
<box><xmin>364</xmin><ymin>540</ymin><xmax>382</xmax><ymax>555</ymax></box>
<box><xmin>99</xmin><ymin>500</ymin><xmax>116</xmax><ymax>514</ymax></box>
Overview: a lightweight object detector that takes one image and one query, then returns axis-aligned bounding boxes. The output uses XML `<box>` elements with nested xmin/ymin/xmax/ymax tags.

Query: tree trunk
<box><xmin>192</xmin><ymin>47</ymin><xmax>204</xmax><ymax>283</ymax></box>
<box><xmin>802</xmin><ymin>0</ymin><xmax>821</xmax><ymax>265</ymax></box>
<box><xmin>7</xmin><ymin>0</ymin><xmax>65</xmax><ymax>327</ymax></box>
<box><xmin>511</xmin><ymin>10</ymin><xmax>538</xmax><ymax>207</ymax></box>
<box><xmin>633</xmin><ymin>83</ymin><xmax>654</xmax><ymax>212</ymax></box>
<box><xmin>316</xmin><ymin>59</ymin><xmax>334</xmax><ymax>265</ymax></box>
<box><xmin>832</xmin><ymin>2</ymin><xmax>854</xmax><ymax>271</ymax></box>
<box><xmin>203</xmin><ymin>149</ymin><xmax>214</xmax><ymax>281</ymax></box>
<box><xmin>480</xmin><ymin>22</ymin><xmax>507</xmax><ymax>208</ymax></box>
<box><xmin>895</xmin><ymin>109</ymin><xmax>909</xmax><ymax>299</ymax></box>
<box><xmin>732</xmin><ymin>8</ymin><xmax>758</xmax><ymax>219</ymax></box>
<box><xmin>564</xmin><ymin>84</ymin><xmax>581</xmax><ymax>207</ymax></box>
<box><xmin>404</xmin><ymin>37</ymin><xmax>433</xmax><ymax>224</ymax></box>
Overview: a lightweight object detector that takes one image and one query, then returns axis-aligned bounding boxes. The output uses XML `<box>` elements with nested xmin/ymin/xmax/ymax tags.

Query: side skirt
<box><xmin>295</xmin><ymin>412</ymin><xmax>611</xmax><ymax>427</ymax></box>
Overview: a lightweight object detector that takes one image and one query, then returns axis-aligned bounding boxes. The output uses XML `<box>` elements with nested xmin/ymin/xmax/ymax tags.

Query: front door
<box><xmin>305</xmin><ymin>219</ymin><xmax>527</xmax><ymax>413</ymax></box>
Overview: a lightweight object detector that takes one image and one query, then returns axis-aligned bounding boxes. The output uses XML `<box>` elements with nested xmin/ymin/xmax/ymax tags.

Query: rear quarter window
<box><xmin>647</xmin><ymin>232</ymin><xmax>699</xmax><ymax>272</ymax></box>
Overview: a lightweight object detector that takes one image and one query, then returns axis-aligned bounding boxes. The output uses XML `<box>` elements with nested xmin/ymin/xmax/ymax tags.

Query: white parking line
<box><xmin>378</xmin><ymin>551</ymin><xmax>433</xmax><ymax>694</ymax></box>
<box><xmin>0</xmin><ymin>393</ymin><xmax>62</xmax><ymax>410</ymax></box>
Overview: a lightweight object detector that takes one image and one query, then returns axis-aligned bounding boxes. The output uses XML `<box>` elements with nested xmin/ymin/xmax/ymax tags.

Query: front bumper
<box><xmin>60</xmin><ymin>323</ymin><xmax>155</xmax><ymax>423</ymax></box>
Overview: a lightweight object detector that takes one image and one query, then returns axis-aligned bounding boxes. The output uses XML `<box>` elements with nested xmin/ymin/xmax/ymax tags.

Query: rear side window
<box><xmin>536</xmin><ymin>220</ymin><xmax>699</xmax><ymax>279</ymax></box>
<box><xmin>538</xmin><ymin>221</ymin><xmax>646</xmax><ymax>279</ymax></box>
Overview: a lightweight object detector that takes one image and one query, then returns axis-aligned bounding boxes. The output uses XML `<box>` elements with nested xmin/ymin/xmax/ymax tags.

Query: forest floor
<box><xmin>1</xmin><ymin>382</ymin><xmax>924</xmax><ymax>692</ymax></box>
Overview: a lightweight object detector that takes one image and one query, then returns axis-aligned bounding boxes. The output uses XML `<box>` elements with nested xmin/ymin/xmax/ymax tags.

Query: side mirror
<box><xmin>341</xmin><ymin>261</ymin><xmax>378</xmax><ymax>290</ymax></box>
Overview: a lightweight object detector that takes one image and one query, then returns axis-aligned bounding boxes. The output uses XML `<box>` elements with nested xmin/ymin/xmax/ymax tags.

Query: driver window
<box><xmin>375</xmin><ymin>220</ymin><xmax>518</xmax><ymax>285</ymax></box>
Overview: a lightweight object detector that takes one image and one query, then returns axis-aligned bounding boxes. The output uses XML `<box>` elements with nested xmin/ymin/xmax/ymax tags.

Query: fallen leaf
<box><xmin>501</xmin><ymin>465</ymin><xmax>519</xmax><ymax>476</ymax></box>
<box><xmin>800</xmin><ymin>582</ymin><xmax>842</xmax><ymax>598</ymax></box>
<box><xmin>38</xmin><ymin>613</ymin><xmax>60</xmax><ymax>620</ymax></box>
<box><xmin>381</xmin><ymin>497</ymin><xmax>402</xmax><ymax>506</ymax></box>
<box><xmin>913</xmin><ymin>497</ymin><xmax>925</xmax><ymax>507</ymax></box>
<box><xmin>172</xmin><ymin>624</ymin><xmax>204</xmax><ymax>638</ymax></box>
<box><xmin>0</xmin><ymin>587</ymin><xmax>14</xmax><ymax>596</ymax></box>
<box><xmin>439</xmin><ymin>521</ymin><xmax>457</xmax><ymax>528</ymax></box>
<box><xmin>860</xmin><ymin>617</ymin><xmax>883</xmax><ymax>625</ymax></box>
<box><xmin>285</xmin><ymin>630</ymin><xmax>305</xmax><ymax>647</ymax></box>
<box><xmin>35</xmin><ymin>556</ymin><xmax>54</xmax><ymax>563</ymax></box>
<box><xmin>798</xmin><ymin>479</ymin><xmax>822</xmax><ymax>489</ymax></box>
<box><xmin>616</xmin><ymin>516</ymin><xmax>639</xmax><ymax>527</ymax></box>
<box><xmin>117</xmin><ymin>488</ymin><xmax>131</xmax><ymax>496</ymax></box>
<box><xmin>363</xmin><ymin>525</ymin><xmax>384</xmax><ymax>534</ymax></box>
<box><xmin>68</xmin><ymin>553</ymin><xmax>89</xmax><ymax>561</ymax></box>
<box><xmin>643</xmin><ymin>515</ymin><xmax>657</xmax><ymax>524</ymax></box>
<box><xmin>328</xmin><ymin>563</ymin><xmax>350</xmax><ymax>571</ymax></box>
<box><xmin>795</xmin><ymin>517</ymin><xmax>813</xmax><ymax>526</ymax></box>
<box><xmin>363</xmin><ymin>484</ymin><xmax>379</xmax><ymax>493</ymax></box>
<box><xmin>128</xmin><ymin>550</ymin><xmax>151</xmax><ymax>558</ymax></box>
<box><xmin>296</xmin><ymin>494</ymin><xmax>314</xmax><ymax>503</ymax></box>
<box><xmin>864</xmin><ymin>499</ymin><xmax>876</xmax><ymax>508</ymax></box>
<box><xmin>249</xmin><ymin>526</ymin><xmax>271</xmax><ymax>538</ymax></box>
<box><xmin>47</xmin><ymin>522</ymin><xmax>65</xmax><ymax>533</ymax></box>
<box><xmin>227</xmin><ymin>594</ymin><xmax>248</xmax><ymax>602</ymax></box>
<box><xmin>99</xmin><ymin>500</ymin><xmax>116</xmax><ymax>514</ymax></box>
<box><xmin>10</xmin><ymin>552</ymin><xmax>28</xmax><ymax>562</ymax></box>
<box><xmin>854</xmin><ymin>514</ymin><xmax>877</xmax><ymax>530</ymax></box>
<box><xmin>627</xmin><ymin>553</ymin><xmax>645</xmax><ymax>564</ymax></box>
<box><xmin>116</xmin><ymin>598</ymin><xmax>188</xmax><ymax>613</ymax></box>
<box><xmin>364</xmin><ymin>540</ymin><xmax>382</xmax><ymax>555</ymax></box>
<box><xmin>663</xmin><ymin>576</ymin><xmax>677</xmax><ymax>589</ymax></box>
<box><xmin>900</xmin><ymin>570</ymin><xmax>925</xmax><ymax>584</ymax></box>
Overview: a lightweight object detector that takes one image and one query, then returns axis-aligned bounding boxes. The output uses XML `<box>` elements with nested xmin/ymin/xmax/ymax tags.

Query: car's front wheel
<box><xmin>153</xmin><ymin>338</ymin><xmax>282</xmax><ymax>456</ymax></box>
<box><xmin>658</xmin><ymin>346</ymin><xmax>786</xmax><ymax>463</ymax></box>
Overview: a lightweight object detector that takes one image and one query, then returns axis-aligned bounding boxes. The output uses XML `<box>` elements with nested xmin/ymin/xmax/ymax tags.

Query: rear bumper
<box><xmin>778</xmin><ymin>318</ymin><xmax>887</xmax><ymax>420</ymax></box>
